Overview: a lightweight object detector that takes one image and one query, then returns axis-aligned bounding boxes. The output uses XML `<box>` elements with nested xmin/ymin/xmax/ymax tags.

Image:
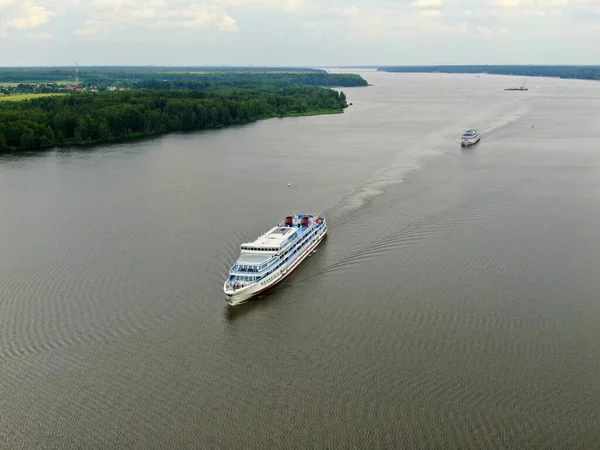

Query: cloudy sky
<box><xmin>0</xmin><ymin>0</ymin><xmax>599</xmax><ymax>66</ymax></box>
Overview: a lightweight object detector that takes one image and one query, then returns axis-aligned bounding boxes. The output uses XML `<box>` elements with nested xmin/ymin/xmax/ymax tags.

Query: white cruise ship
<box><xmin>223</xmin><ymin>214</ymin><xmax>327</xmax><ymax>306</ymax></box>
<box><xmin>461</xmin><ymin>128</ymin><xmax>481</xmax><ymax>147</ymax></box>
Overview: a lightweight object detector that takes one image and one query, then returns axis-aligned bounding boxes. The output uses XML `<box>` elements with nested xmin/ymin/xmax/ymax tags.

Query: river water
<box><xmin>1</xmin><ymin>71</ymin><xmax>599</xmax><ymax>449</ymax></box>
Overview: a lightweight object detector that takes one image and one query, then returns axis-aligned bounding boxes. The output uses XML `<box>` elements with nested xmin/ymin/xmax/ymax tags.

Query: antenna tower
<box><xmin>75</xmin><ymin>62</ymin><xmax>79</xmax><ymax>83</ymax></box>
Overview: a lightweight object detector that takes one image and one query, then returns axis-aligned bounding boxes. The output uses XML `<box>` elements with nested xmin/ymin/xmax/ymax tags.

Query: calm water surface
<box><xmin>1</xmin><ymin>71</ymin><xmax>600</xmax><ymax>449</ymax></box>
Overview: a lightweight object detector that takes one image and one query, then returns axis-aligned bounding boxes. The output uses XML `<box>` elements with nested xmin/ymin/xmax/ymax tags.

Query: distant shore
<box><xmin>377</xmin><ymin>65</ymin><xmax>600</xmax><ymax>82</ymax></box>
<box><xmin>33</xmin><ymin>108</ymin><xmax>347</xmax><ymax>152</ymax></box>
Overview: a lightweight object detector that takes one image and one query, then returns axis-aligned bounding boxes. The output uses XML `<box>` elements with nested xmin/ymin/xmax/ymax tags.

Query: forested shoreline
<box><xmin>0</xmin><ymin>87</ymin><xmax>349</xmax><ymax>152</ymax></box>
<box><xmin>0</xmin><ymin>69</ymin><xmax>368</xmax><ymax>91</ymax></box>
<box><xmin>0</xmin><ymin>68</ymin><xmax>369</xmax><ymax>153</ymax></box>
<box><xmin>378</xmin><ymin>65</ymin><xmax>600</xmax><ymax>81</ymax></box>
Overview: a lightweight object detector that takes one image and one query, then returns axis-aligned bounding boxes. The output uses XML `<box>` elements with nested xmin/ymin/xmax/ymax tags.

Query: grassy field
<box><xmin>0</xmin><ymin>81</ymin><xmax>75</xmax><ymax>87</ymax></box>
<box><xmin>0</xmin><ymin>93</ymin><xmax>66</xmax><ymax>102</ymax></box>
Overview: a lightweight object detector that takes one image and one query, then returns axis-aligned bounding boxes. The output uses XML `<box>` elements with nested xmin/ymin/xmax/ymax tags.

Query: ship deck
<box><xmin>243</xmin><ymin>215</ymin><xmax>316</xmax><ymax>250</ymax></box>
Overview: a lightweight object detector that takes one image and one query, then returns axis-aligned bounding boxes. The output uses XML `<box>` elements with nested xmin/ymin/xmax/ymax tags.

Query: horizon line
<box><xmin>1</xmin><ymin>64</ymin><xmax>600</xmax><ymax>69</ymax></box>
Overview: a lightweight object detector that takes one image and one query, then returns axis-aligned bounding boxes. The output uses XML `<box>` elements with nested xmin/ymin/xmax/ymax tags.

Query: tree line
<box><xmin>0</xmin><ymin>66</ymin><xmax>323</xmax><ymax>81</ymax></box>
<box><xmin>0</xmin><ymin>87</ymin><xmax>349</xmax><ymax>152</ymax></box>
<box><xmin>133</xmin><ymin>73</ymin><xmax>368</xmax><ymax>90</ymax></box>
<box><xmin>0</xmin><ymin>68</ymin><xmax>368</xmax><ymax>89</ymax></box>
<box><xmin>378</xmin><ymin>65</ymin><xmax>600</xmax><ymax>81</ymax></box>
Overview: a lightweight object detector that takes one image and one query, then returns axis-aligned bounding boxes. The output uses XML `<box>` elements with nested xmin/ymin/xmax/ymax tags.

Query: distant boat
<box><xmin>461</xmin><ymin>128</ymin><xmax>481</xmax><ymax>147</ymax></box>
<box><xmin>505</xmin><ymin>78</ymin><xmax>528</xmax><ymax>91</ymax></box>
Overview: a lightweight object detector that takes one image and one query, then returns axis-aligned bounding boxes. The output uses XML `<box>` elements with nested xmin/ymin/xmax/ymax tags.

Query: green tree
<box><xmin>73</xmin><ymin>128</ymin><xmax>82</xmax><ymax>144</ymax></box>
<box><xmin>99</xmin><ymin>121</ymin><xmax>110</xmax><ymax>141</ymax></box>
<box><xmin>0</xmin><ymin>132</ymin><xmax>6</xmax><ymax>151</ymax></box>
<box><xmin>19</xmin><ymin>129</ymin><xmax>35</xmax><ymax>150</ymax></box>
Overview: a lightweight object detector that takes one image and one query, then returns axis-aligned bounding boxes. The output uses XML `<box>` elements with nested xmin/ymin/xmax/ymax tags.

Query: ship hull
<box><xmin>225</xmin><ymin>229</ymin><xmax>327</xmax><ymax>306</ymax></box>
<box><xmin>461</xmin><ymin>135</ymin><xmax>481</xmax><ymax>147</ymax></box>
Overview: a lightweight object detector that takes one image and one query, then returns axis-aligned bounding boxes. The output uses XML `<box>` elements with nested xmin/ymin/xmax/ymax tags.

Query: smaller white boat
<box><xmin>461</xmin><ymin>128</ymin><xmax>481</xmax><ymax>147</ymax></box>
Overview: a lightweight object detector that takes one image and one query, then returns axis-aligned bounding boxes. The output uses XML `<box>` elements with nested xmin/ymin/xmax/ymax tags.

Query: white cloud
<box><xmin>285</xmin><ymin>0</ymin><xmax>307</xmax><ymax>13</ymax></box>
<box><xmin>82</xmin><ymin>0</ymin><xmax>126</xmax><ymax>11</ymax></box>
<box><xmin>7</xmin><ymin>3</ymin><xmax>54</xmax><ymax>29</ymax></box>
<box><xmin>73</xmin><ymin>1</ymin><xmax>238</xmax><ymax>36</ymax></box>
<box><xmin>2</xmin><ymin>0</ymin><xmax>600</xmax><ymax>65</ymax></box>
<box><xmin>493</xmin><ymin>0</ymin><xmax>569</xmax><ymax>6</ymax></box>
<box><xmin>211</xmin><ymin>0</ymin><xmax>311</xmax><ymax>14</ymax></box>
<box><xmin>493</xmin><ymin>0</ymin><xmax>521</xmax><ymax>6</ymax></box>
<box><xmin>489</xmin><ymin>0</ymin><xmax>591</xmax><ymax>16</ymax></box>
<box><xmin>217</xmin><ymin>14</ymin><xmax>237</xmax><ymax>30</ymax></box>
<box><xmin>410</xmin><ymin>0</ymin><xmax>445</xmax><ymax>8</ymax></box>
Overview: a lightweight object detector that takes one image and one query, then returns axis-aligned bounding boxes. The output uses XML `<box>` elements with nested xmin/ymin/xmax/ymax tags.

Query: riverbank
<box><xmin>0</xmin><ymin>107</ymin><xmax>347</xmax><ymax>154</ymax></box>
<box><xmin>378</xmin><ymin>65</ymin><xmax>600</xmax><ymax>81</ymax></box>
<box><xmin>0</xmin><ymin>87</ymin><xmax>352</xmax><ymax>153</ymax></box>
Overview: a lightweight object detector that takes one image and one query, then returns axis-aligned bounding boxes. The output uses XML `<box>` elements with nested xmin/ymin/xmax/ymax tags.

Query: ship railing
<box><xmin>226</xmin><ymin>281</ymin><xmax>250</xmax><ymax>291</ymax></box>
<box><xmin>233</xmin><ymin>266</ymin><xmax>261</xmax><ymax>273</ymax></box>
<box><xmin>232</xmin><ymin>260</ymin><xmax>277</xmax><ymax>275</ymax></box>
